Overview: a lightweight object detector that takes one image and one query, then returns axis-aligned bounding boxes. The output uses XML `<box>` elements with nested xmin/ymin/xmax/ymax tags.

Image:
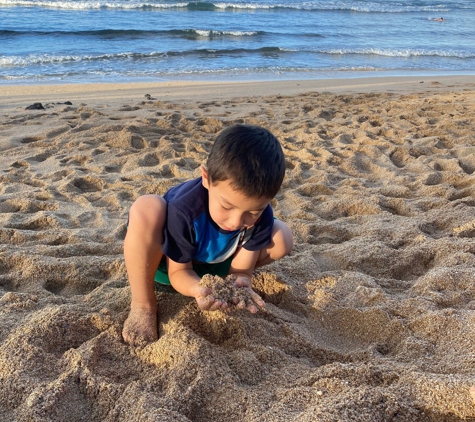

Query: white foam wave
<box><xmin>0</xmin><ymin>54</ymin><xmax>78</xmax><ymax>66</ymax></box>
<box><xmin>0</xmin><ymin>0</ymin><xmax>455</xmax><ymax>12</ymax></box>
<box><xmin>319</xmin><ymin>48</ymin><xmax>474</xmax><ymax>59</ymax></box>
<box><xmin>193</xmin><ymin>29</ymin><xmax>259</xmax><ymax>37</ymax></box>
<box><xmin>213</xmin><ymin>2</ymin><xmax>451</xmax><ymax>12</ymax></box>
<box><xmin>0</xmin><ymin>0</ymin><xmax>188</xmax><ymax>10</ymax></box>
<box><xmin>1</xmin><ymin>46</ymin><xmax>472</xmax><ymax>70</ymax></box>
<box><xmin>0</xmin><ymin>52</ymin><xmax>165</xmax><ymax>67</ymax></box>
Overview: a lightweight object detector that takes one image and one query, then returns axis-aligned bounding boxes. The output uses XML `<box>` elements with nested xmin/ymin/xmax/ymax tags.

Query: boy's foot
<box><xmin>470</xmin><ymin>386</ymin><xmax>475</xmax><ymax>404</ymax></box>
<box><xmin>122</xmin><ymin>306</ymin><xmax>158</xmax><ymax>347</ymax></box>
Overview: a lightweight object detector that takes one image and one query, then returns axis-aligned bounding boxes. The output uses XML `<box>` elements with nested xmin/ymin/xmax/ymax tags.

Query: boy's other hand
<box><xmin>122</xmin><ymin>305</ymin><xmax>158</xmax><ymax>347</ymax></box>
<box><xmin>193</xmin><ymin>284</ymin><xmax>228</xmax><ymax>311</ymax></box>
<box><xmin>233</xmin><ymin>275</ymin><xmax>266</xmax><ymax>313</ymax></box>
<box><xmin>234</xmin><ymin>287</ymin><xmax>266</xmax><ymax>313</ymax></box>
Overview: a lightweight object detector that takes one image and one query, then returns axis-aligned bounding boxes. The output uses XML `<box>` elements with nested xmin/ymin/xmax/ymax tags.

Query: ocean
<box><xmin>1</xmin><ymin>0</ymin><xmax>474</xmax><ymax>84</ymax></box>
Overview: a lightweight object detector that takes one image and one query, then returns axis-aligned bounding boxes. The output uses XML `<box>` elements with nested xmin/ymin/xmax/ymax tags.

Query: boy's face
<box><xmin>201</xmin><ymin>166</ymin><xmax>271</xmax><ymax>232</ymax></box>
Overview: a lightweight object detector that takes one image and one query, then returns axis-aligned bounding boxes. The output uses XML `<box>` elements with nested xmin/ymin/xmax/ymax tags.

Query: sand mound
<box><xmin>1</xmin><ymin>83</ymin><xmax>475</xmax><ymax>421</ymax></box>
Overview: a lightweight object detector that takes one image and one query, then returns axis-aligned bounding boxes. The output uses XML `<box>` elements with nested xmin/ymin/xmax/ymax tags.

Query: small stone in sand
<box><xmin>25</xmin><ymin>102</ymin><xmax>45</xmax><ymax>110</ymax></box>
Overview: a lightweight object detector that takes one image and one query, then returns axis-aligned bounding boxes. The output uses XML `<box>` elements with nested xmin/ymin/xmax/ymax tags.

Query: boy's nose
<box><xmin>229</xmin><ymin>214</ymin><xmax>244</xmax><ymax>230</ymax></box>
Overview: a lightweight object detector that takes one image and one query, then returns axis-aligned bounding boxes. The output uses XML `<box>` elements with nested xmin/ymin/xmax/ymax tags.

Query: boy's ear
<box><xmin>200</xmin><ymin>165</ymin><xmax>210</xmax><ymax>189</ymax></box>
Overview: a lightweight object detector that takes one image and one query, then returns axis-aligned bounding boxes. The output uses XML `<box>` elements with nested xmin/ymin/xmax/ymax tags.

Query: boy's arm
<box><xmin>122</xmin><ymin>195</ymin><xmax>165</xmax><ymax>346</ymax></box>
<box><xmin>229</xmin><ymin>247</ymin><xmax>259</xmax><ymax>281</ymax></box>
<box><xmin>167</xmin><ymin>258</ymin><xmax>227</xmax><ymax>311</ymax></box>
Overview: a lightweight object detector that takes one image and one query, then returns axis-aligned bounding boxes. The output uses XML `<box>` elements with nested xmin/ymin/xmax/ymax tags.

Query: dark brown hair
<box><xmin>206</xmin><ymin>124</ymin><xmax>285</xmax><ymax>198</ymax></box>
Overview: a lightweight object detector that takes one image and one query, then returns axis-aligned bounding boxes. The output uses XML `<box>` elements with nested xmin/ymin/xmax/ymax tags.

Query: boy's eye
<box><xmin>222</xmin><ymin>205</ymin><xmax>231</xmax><ymax>211</ymax></box>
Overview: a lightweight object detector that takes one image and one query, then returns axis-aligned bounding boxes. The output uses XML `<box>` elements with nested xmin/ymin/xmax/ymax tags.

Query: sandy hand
<box><xmin>232</xmin><ymin>286</ymin><xmax>265</xmax><ymax>313</ymax></box>
<box><xmin>122</xmin><ymin>306</ymin><xmax>158</xmax><ymax>347</ymax></box>
<box><xmin>193</xmin><ymin>284</ymin><xmax>229</xmax><ymax>311</ymax></box>
<box><xmin>199</xmin><ymin>274</ymin><xmax>265</xmax><ymax>313</ymax></box>
<box><xmin>470</xmin><ymin>386</ymin><xmax>475</xmax><ymax>404</ymax></box>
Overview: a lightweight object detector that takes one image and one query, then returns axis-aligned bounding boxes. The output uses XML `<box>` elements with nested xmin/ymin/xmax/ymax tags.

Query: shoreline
<box><xmin>1</xmin><ymin>74</ymin><xmax>474</xmax><ymax>111</ymax></box>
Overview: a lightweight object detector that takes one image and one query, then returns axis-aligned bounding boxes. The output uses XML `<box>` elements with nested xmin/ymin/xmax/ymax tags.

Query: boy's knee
<box><xmin>129</xmin><ymin>195</ymin><xmax>167</xmax><ymax>231</ymax></box>
<box><xmin>271</xmin><ymin>220</ymin><xmax>294</xmax><ymax>259</ymax></box>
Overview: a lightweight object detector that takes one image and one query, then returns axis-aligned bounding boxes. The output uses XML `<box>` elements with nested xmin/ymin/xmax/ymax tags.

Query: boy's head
<box><xmin>205</xmin><ymin>124</ymin><xmax>285</xmax><ymax>199</ymax></box>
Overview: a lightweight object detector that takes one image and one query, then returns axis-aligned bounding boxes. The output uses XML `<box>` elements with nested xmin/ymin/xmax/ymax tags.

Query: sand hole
<box><xmin>60</xmin><ymin>155</ymin><xmax>89</xmax><ymax>165</ymax></box>
<box><xmin>20</xmin><ymin>308</ymin><xmax>101</xmax><ymax>360</ymax></box>
<box><xmin>391</xmin><ymin>249</ymin><xmax>435</xmax><ymax>281</ymax></box>
<box><xmin>20</xmin><ymin>136</ymin><xmax>43</xmax><ymax>144</ymax></box>
<box><xmin>458</xmin><ymin>159</ymin><xmax>475</xmax><ymax>175</ymax></box>
<box><xmin>43</xmin><ymin>277</ymin><xmax>99</xmax><ymax>297</ymax></box>
<box><xmin>11</xmin><ymin>160</ymin><xmax>30</xmax><ymax>168</ymax></box>
<box><xmin>453</xmin><ymin>220</ymin><xmax>475</xmax><ymax>238</ymax></box>
<box><xmin>389</xmin><ymin>149</ymin><xmax>408</xmax><ymax>168</ymax></box>
<box><xmin>11</xmin><ymin>215</ymin><xmax>59</xmax><ymax>231</ymax></box>
<box><xmin>369</xmin><ymin>119</ymin><xmax>382</xmax><ymax>127</ymax></box>
<box><xmin>131</xmin><ymin>135</ymin><xmax>145</xmax><ymax>149</ymax></box>
<box><xmin>187</xmin><ymin>310</ymin><xmax>246</xmax><ymax>346</ymax></box>
<box><xmin>323</xmin><ymin>308</ymin><xmax>403</xmax><ymax>352</ymax></box>
<box><xmin>378</xmin><ymin>197</ymin><xmax>412</xmax><ymax>217</ymax></box>
<box><xmin>338</xmin><ymin>134</ymin><xmax>353</xmax><ymax>144</ymax></box>
<box><xmin>138</xmin><ymin>153</ymin><xmax>160</xmax><ymax>167</ymax></box>
<box><xmin>104</xmin><ymin>164</ymin><xmax>122</xmax><ymax>173</ymax></box>
<box><xmin>29</xmin><ymin>153</ymin><xmax>51</xmax><ymax>163</ymax></box>
<box><xmin>285</xmin><ymin>160</ymin><xmax>296</xmax><ymax>170</ymax></box>
<box><xmin>418</xmin><ymin>221</ymin><xmax>446</xmax><ymax>238</ymax></box>
<box><xmin>252</xmin><ymin>272</ymin><xmax>290</xmax><ymax>305</ymax></box>
<box><xmin>72</xmin><ymin>176</ymin><xmax>105</xmax><ymax>193</ymax></box>
<box><xmin>225</xmin><ymin>350</ymin><xmax>264</xmax><ymax>385</ymax></box>
<box><xmin>0</xmin><ymin>201</ymin><xmax>21</xmax><ymax>213</ymax></box>
<box><xmin>448</xmin><ymin>189</ymin><xmax>474</xmax><ymax>202</ymax></box>
<box><xmin>319</xmin><ymin>110</ymin><xmax>334</xmax><ymax>121</ymax></box>
<box><xmin>297</xmin><ymin>183</ymin><xmax>331</xmax><ymax>198</ymax></box>
<box><xmin>306</xmin><ymin>224</ymin><xmax>352</xmax><ymax>245</ymax></box>
<box><xmin>411</xmin><ymin>267</ymin><xmax>475</xmax><ymax>308</ymax></box>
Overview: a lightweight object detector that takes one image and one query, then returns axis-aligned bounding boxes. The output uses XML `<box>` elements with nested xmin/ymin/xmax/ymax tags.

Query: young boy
<box><xmin>122</xmin><ymin>124</ymin><xmax>293</xmax><ymax>346</ymax></box>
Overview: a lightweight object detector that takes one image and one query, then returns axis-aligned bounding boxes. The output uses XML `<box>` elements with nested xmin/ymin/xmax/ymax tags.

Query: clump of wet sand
<box><xmin>199</xmin><ymin>274</ymin><xmax>258</xmax><ymax>308</ymax></box>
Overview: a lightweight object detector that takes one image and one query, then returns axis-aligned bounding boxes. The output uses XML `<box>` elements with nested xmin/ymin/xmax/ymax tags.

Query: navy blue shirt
<box><xmin>162</xmin><ymin>177</ymin><xmax>274</xmax><ymax>264</ymax></box>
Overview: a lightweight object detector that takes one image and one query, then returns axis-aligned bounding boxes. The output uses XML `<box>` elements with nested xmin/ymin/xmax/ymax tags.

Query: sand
<box><xmin>1</xmin><ymin>75</ymin><xmax>475</xmax><ymax>421</ymax></box>
<box><xmin>199</xmin><ymin>274</ymin><xmax>262</xmax><ymax>311</ymax></box>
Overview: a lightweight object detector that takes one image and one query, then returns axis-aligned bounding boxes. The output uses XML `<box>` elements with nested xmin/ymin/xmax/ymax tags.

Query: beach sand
<box><xmin>1</xmin><ymin>75</ymin><xmax>475</xmax><ymax>421</ymax></box>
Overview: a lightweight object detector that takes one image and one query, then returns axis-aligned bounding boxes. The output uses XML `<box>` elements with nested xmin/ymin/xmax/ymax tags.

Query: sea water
<box><xmin>0</xmin><ymin>0</ymin><xmax>474</xmax><ymax>84</ymax></box>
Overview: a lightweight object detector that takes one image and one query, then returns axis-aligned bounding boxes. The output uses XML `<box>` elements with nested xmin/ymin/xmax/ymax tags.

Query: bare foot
<box><xmin>470</xmin><ymin>386</ymin><xmax>475</xmax><ymax>404</ymax></box>
<box><xmin>122</xmin><ymin>306</ymin><xmax>158</xmax><ymax>347</ymax></box>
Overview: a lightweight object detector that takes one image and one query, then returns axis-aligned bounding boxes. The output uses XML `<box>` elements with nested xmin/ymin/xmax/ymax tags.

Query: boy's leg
<box><xmin>122</xmin><ymin>195</ymin><xmax>166</xmax><ymax>346</ymax></box>
<box><xmin>255</xmin><ymin>219</ymin><xmax>293</xmax><ymax>268</ymax></box>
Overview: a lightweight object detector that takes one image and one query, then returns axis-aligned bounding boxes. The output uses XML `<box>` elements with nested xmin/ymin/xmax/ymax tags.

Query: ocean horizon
<box><xmin>1</xmin><ymin>0</ymin><xmax>474</xmax><ymax>85</ymax></box>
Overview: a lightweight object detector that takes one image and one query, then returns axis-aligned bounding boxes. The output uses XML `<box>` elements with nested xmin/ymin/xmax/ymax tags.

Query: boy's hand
<box><xmin>196</xmin><ymin>274</ymin><xmax>265</xmax><ymax>313</ymax></box>
<box><xmin>193</xmin><ymin>284</ymin><xmax>229</xmax><ymax>311</ymax></box>
<box><xmin>232</xmin><ymin>275</ymin><xmax>266</xmax><ymax>313</ymax></box>
<box><xmin>122</xmin><ymin>305</ymin><xmax>158</xmax><ymax>347</ymax></box>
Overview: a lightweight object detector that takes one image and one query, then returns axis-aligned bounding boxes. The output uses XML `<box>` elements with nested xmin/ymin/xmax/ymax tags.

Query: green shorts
<box><xmin>154</xmin><ymin>256</ymin><xmax>233</xmax><ymax>286</ymax></box>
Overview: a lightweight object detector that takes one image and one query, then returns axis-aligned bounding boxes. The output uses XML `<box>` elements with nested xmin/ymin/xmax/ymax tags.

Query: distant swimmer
<box><xmin>434</xmin><ymin>17</ymin><xmax>445</xmax><ymax>21</ymax></box>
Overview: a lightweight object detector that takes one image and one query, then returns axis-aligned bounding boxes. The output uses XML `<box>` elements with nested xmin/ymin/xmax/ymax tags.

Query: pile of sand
<box><xmin>0</xmin><ymin>79</ymin><xmax>474</xmax><ymax>421</ymax></box>
<box><xmin>199</xmin><ymin>274</ymin><xmax>263</xmax><ymax>311</ymax></box>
